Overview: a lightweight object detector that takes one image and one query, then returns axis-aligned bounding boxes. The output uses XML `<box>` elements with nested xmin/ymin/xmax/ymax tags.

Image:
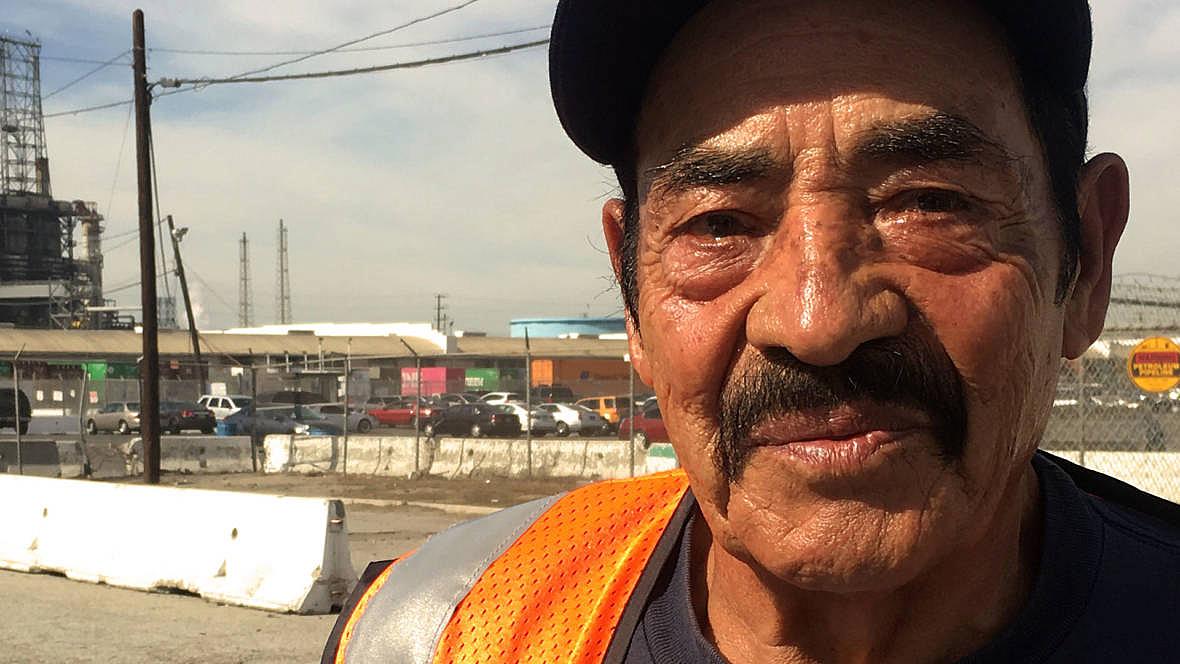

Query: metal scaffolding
<box><xmin>0</xmin><ymin>36</ymin><xmax>50</xmax><ymax>196</ymax></box>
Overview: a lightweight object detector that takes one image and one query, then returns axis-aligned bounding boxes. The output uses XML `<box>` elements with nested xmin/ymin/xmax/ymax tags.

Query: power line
<box><xmin>186</xmin><ymin>265</ymin><xmax>237</xmax><ymax>316</ymax></box>
<box><xmin>222</xmin><ymin>0</ymin><xmax>483</xmax><ymax>81</ymax></box>
<box><xmin>43</xmin><ymin>1</ymin><xmax>495</xmax><ymax>119</ymax></box>
<box><xmin>44</xmin><ymin>97</ymin><xmax>132</xmax><ymax>119</ymax></box>
<box><xmin>41</xmin><ymin>54</ymin><xmax>127</xmax><ymax>65</ymax></box>
<box><xmin>104</xmin><ymin>269</ymin><xmax>176</xmax><ymax>296</ymax></box>
<box><xmin>148</xmin><ymin>127</ymin><xmax>172</xmax><ymax>300</ymax></box>
<box><xmin>160</xmin><ymin>39</ymin><xmax>548</xmax><ymax>87</ymax></box>
<box><xmin>105</xmin><ymin>101</ymin><xmax>134</xmax><ymax>218</ymax></box>
<box><xmin>43</xmin><ymin>49</ymin><xmax>129</xmax><ymax>99</ymax></box>
<box><xmin>150</xmin><ymin>24</ymin><xmax>548</xmax><ymax>56</ymax></box>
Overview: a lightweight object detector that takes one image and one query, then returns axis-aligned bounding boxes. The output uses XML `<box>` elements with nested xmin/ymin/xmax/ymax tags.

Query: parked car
<box><xmin>424</xmin><ymin>403</ymin><xmax>521</xmax><ymax>438</ymax></box>
<box><xmin>87</xmin><ymin>402</ymin><xmax>142</xmax><ymax>434</ymax></box>
<box><xmin>0</xmin><ymin>387</ymin><xmax>30</xmax><ymax>435</ymax></box>
<box><xmin>535</xmin><ymin>402</ymin><xmax>609</xmax><ymax>437</ymax></box>
<box><xmin>501</xmin><ymin>402</ymin><xmax>558</xmax><ymax>436</ymax></box>
<box><xmin>364</xmin><ymin>395</ymin><xmax>400</xmax><ymax>409</ymax></box>
<box><xmin>617</xmin><ymin>400</ymin><xmax>669</xmax><ymax>448</ymax></box>
<box><xmin>531</xmin><ymin>385</ymin><xmax>575</xmax><ymax>403</ymax></box>
<box><xmin>575</xmin><ymin>395</ymin><xmax>633</xmax><ymax>431</ymax></box>
<box><xmin>197</xmin><ymin>394</ymin><xmax>254</xmax><ymax>420</ymax></box>
<box><xmin>309</xmin><ymin>403</ymin><xmax>375</xmax><ymax>433</ymax></box>
<box><xmin>159</xmin><ymin>401</ymin><xmax>216</xmax><ymax>434</ymax></box>
<box><xmin>225</xmin><ymin>406</ymin><xmax>309</xmax><ymax>437</ymax></box>
<box><xmin>368</xmin><ymin>397</ymin><xmax>432</xmax><ymax>427</ymax></box>
<box><xmin>257</xmin><ymin>390</ymin><xmax>327</xmax><ymax>405</ymax></box>
<box><xmin>479</xmin><ymin>391</ymin><xmax>524</xmax><ymax>405</ymax></box>
<box><xmin>433</xmin><ymin>393</ymin><xmax>474</xmax><ymax>406</ymax></box>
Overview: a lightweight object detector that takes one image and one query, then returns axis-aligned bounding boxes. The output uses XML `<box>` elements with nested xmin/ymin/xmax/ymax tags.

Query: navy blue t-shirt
<box><xmin>623</xmin><ymin>453</ymin><xmax>1180</xmax><ymax>663</ymax></box>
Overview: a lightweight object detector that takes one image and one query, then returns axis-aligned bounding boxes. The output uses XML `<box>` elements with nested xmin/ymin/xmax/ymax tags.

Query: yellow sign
<box><xmin>1127</xmin><ymin>337</ymin><xmax>1180</xmax><ymax>393</ymax></box>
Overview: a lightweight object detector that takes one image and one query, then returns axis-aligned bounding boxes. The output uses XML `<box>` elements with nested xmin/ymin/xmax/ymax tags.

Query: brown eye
<box><xmin>686</xmin><ymin>212</ymin><xmax>749</xmax><ymax>239</ymax></box>
<box><xmin>905</xmin><ymin>189</ymin><xmax>970</xmax><ymax>213</ymax></box>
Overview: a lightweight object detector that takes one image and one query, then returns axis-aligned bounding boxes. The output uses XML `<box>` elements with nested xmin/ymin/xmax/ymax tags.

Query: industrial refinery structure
<box><xmin>0</xmin><ymin>34</ymin><xmax>116</xmax><ymax>329</ymax></box>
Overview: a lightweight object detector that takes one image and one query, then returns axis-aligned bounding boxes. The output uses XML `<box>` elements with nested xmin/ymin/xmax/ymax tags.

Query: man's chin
<box><xmin>718</xmin><ymin>483</ymin><xmax>961</xmax><ymax>595</ymax></box>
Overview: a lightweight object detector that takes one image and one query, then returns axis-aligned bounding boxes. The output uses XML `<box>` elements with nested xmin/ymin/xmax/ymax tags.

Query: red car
<box><xmin>617</xmin><ymin>400</ymin><xmax>668</xmax><ymax>448</ymax></box>
<box><xmin>368</xmin><ymin>397</ymin><xmax>432</xmax><ymax>427</ymax></box>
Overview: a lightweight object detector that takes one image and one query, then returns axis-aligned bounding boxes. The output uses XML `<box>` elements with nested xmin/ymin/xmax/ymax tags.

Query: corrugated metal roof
<box><xmin>0</xmin><ymin>329</ymin><xmax>628</xmax><ymax>361</ymax></box>
<box><xmin>0</xmin><ymin>329</ymin><xmax>441</xmax><ymax>360</ymax></box>
<box><xmin>453</xmin><ymin>336</ymin><xmax>628</xmax><ymax>359</ymax></box>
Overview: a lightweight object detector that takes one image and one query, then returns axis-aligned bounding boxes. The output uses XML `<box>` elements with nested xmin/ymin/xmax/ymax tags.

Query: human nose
<box><xmin>744</xmin><ymin>202</ymin><xmax>908</xmax><ymax>367</ymax></box>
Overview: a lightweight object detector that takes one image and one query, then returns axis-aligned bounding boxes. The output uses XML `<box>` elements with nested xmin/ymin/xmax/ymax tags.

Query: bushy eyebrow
<box><xmin>851</xmin><ymin>112</ymin><xmax>1017</xmax><ymax>169</ymax></box>
<box><xmin>639</xmin><ymin>113</ymin><xmax>1016</xmax><ymax>200</ymax></box>
<box><xmin>642</xmin><ymin>145</ymin><xmax>779</xmax><ymax>197</ymax></box>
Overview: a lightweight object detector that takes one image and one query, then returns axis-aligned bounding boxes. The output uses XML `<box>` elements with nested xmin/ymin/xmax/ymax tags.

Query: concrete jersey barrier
<box><xmin>0</xmin><ymin>474</ymin><xmax>356</xmax><ymax>614</ymax></box>
<box><xmin>0</xmin><ymin>440</ymin><xmax>62</xmax><ymax>477</ymax></box>
<box><xmin>263</xmin><ymin>435</ymin><xmax>430</xmax><ymax>478</ymax></box>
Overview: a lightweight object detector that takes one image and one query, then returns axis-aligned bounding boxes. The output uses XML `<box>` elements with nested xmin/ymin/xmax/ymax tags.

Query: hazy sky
<box><xmin>5</xmin><ymin>1</ymin><xmax>1178</xmax><ymax>334</ymax></box>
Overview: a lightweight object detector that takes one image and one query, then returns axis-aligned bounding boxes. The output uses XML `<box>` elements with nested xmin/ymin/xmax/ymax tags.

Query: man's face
<box><xmin>611</xmin><ymin>0</ymin><xmax>1081</xmax><ymax>591</ymax></box>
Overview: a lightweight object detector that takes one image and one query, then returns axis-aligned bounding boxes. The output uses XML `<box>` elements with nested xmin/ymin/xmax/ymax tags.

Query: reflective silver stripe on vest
<box><xmin>343</xmin><ymin>494</ymin><xmax>562</xmax><ymax>664</ymax></box>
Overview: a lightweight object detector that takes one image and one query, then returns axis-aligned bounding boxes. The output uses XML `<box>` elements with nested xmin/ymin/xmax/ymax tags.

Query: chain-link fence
<box><xmin>1041</xmin><ymin>331</ymin><xmax>1180</xmax><ymax>502</ymax></box>
<box><xmin>3</xmin><ymin>304</ymin><xmax>1178</xmax><ymax>501</ymax></box>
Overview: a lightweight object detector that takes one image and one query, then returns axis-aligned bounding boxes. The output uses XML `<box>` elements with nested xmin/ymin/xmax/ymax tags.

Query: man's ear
<box><xmin>602</xmin><ymin>198</ymin><xmax>652</xmax><ymax>385</ymax></box>
<box><xmin>602</xmin><ymin>198</ymin><xmax>627</xmax><ymax>286</ymax></box>
<box><xmin>1062</xmin><ymin>153</ymin><xmax>1130</xmax><ymax>359</ymax></box>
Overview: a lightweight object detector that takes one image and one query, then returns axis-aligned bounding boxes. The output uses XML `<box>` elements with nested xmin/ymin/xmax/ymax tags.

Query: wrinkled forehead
<box><xmin>634</xmin><ymin>0</ymin><xmax>1033</xmax><ymax>171</ymax></box>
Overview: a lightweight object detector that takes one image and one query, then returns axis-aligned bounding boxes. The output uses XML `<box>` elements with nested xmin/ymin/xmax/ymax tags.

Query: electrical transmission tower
<box><xmin>0</xmin><ymin>36</ymin><xmax>50</xmax><ymax>196</ymax></box>
<box><xmin>275</xmin><ymin>218</ymin><xmax>292</xmax><ymax>324</ymax></box>
<box><xmin>435</xmin><ymin>293</ymin><xmax>448</xmax><ymax>332</ymax></box>
<box><xmin>238</xmin><ymin>232</ymin><xmax>254</xmax><ymax>327</ymax></box>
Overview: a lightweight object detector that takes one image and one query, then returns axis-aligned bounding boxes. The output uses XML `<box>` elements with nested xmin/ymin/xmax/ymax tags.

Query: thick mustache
<box><xmin>714</xmin><ymin>337</ymin><xmax>967</xmax><ymax>481</ymax></box>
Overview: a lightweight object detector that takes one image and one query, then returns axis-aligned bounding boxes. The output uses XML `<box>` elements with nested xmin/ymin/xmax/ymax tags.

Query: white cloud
<box><xmin>17</xmin><ymin>0</ymin><xmax>1180</xmax><ymax>332</ymax></box>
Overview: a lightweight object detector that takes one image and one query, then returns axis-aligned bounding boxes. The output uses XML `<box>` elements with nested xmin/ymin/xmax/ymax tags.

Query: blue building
<box><xmin>509</xmin><ymin>317</ymin><xmax>626</xmax><ymax>339</ymax></box>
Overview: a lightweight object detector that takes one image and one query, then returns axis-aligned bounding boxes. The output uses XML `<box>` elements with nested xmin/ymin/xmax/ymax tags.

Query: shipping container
<box><xmin>529</xmin><ymin>358</ymin><xmax>632</xmax><ymax>398</ymax></box>
<box><xmin>465</xmin><ymin>367</ymin><xmax>501</xmax><ymax>392</ymax></box>
<box><xmin>401</xmin><ymin>367</ymin><xmax>466</xmax><ymax>396</ymax></box>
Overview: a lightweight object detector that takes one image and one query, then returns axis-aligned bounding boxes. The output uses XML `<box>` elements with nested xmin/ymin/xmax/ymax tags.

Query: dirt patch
<box><xmin>112</xmin><ymin>471</ymin><xmax>592</xmax><ymax>508</ymax></box>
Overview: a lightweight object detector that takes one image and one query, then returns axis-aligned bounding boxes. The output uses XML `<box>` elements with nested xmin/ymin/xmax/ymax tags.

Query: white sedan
<box><xmin>479</xmin><ymin>392</ymin><xmax>525</xmax><ymax>405</ymax></box>
<box><xmin>535</xmin><ymin>403</ymin><xmax>609</xmax><ymax>437</ymax></box>
<box><xmin>502</xmin><ymin>402</ymin><xmax>558</xmax><ymax>436</ymax></box>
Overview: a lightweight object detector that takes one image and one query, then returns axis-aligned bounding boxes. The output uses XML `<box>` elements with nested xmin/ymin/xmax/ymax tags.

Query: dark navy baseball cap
<box><xmin>549</xmin><ymin>0</ymin><xmax>1093</xmax><ymax>165</ymax></box>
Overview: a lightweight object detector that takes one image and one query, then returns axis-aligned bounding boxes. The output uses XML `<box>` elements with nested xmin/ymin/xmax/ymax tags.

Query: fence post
<box><xmin>525</xmin><ymin>329</ymin><xmax>532</xmax><ymax>479</ymax></box>
<box><xmin>343</xmin><ymin>339</ymin><xmax>351</xmax><ymax>478</ymax></box>
<box><xmin>249</xmin><ymin>359</ymin><xmax>258</xmax><ymax>472</ymax></box>
<box><xmin>397</xmin><ymin>337</ymin><xmax>421</xmax><ymax>477</ymax></box>
<box><xmin>13</xmin><ymin>345</ymin><xmax>25</xmax><ymax>475</ymax></box>
<box><xmin>1078</xmin><ymin>359</ymin><xmax>1087</xmax><ymax>468</ymax></box>
<box><xmin>628</xmin><ymin>357</ymin><xmax>635</xmax><ymax>478</ymax></box>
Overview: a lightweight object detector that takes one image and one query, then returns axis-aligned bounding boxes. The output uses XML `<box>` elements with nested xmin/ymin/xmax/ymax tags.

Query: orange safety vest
<box><xmin>323</xmin><ymin>469</ymin><xmax>693</xmax><ymax>664</ymax></box>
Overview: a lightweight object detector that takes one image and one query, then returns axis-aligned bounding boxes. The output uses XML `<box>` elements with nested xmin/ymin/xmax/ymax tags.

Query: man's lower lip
<box><xmin>762</xmin><ymin>430</ymin><xmax>919</xmax><ymax>469</ymax></box>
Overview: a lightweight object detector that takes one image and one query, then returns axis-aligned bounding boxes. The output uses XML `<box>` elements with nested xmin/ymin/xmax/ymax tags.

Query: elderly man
<box><xmin>324</xmin><ymin>1</ymin><xmax>1180</xmax><ymax>662</ymax></box>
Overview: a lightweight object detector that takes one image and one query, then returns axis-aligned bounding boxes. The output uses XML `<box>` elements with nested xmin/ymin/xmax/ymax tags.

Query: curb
<box><xmin>339</xmin><ymin>498</ymin><xmax>501</xmax><ymax>516</ymax></box>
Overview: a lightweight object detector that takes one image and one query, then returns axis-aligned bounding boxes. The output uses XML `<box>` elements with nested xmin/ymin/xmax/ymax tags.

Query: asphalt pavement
<box><xmin>0</xmin><ymin>504</ymin><xmax>469</xmax><ymax>663</ymax></box>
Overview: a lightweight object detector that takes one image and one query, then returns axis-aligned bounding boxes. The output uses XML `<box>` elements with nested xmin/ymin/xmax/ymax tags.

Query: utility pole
<box><xmin>434</xmin><ymin>294</ymin><xmax>447</xmax><ymax>332</ymax></box>
<box><xmin>238</xmin><ymin>232</ymin><xmax>254</xmax><ymax>327</ymax></box>
<box><xmin>276</xmin><ymin>219</ymin><xmax>291</xmax><ymax>324</ymax></box>
<box><xmin>133</xmin><ymin>9</ymin><xmax>161</xmax><ymax>484</ymax></box>
<box><xmin>166</xmin><ymin>215</ymin><xmax>205</xmax><ymax>392</ymax></box>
